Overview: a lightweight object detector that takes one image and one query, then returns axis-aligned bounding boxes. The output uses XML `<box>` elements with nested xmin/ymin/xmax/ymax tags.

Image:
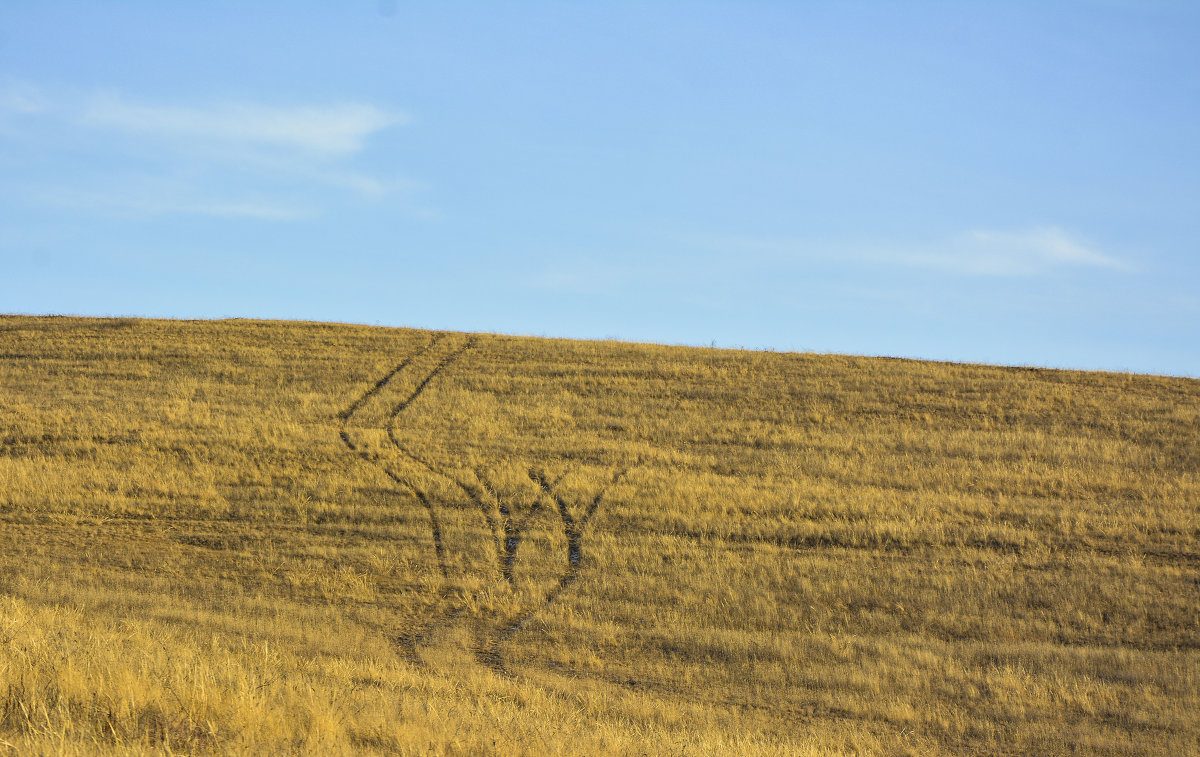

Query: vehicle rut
<box><xmin>339</xmin><ymin>335</ymin><xmax>442</xmax><ymax>422</ymax></box>
<box><xmin>380</xmin><ymin>338</ymin><xmax>509</xmax><ymax>582</ymax></box>
<box><xmin>475</xmin><ymin>466</ymin><xmax>630</xmax><ymax>675</ymax></box>
<box><xmin>339</xmin><ymin>336</ymin><xmax>450</xmax><ymax>578</ymax></box>
<box><xmin>338</xmin><ymin>334</ymin><xmax>476</xmax><ymax>664</ymax></box>
<box><xmin>340</xmin><ymin>427</ymin><xmax>449</xmax><ymax>581</ymax></box>
<box><xmin>475</xmin><ymin>470</ymin><xmax>518</xmax><ymax>583</ymax></box>
<box><xmin>529</xmin><ymin>466</ymin><xmax>627</xmax><ymax>567</ymax></box>
<box><xmin>338</xmin><ymin>335</ymin><xmax>636</xmax><ymax>677</ymax></box>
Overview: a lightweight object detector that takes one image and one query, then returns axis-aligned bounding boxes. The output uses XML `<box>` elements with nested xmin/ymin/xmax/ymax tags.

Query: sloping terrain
<box><xmin>0</xmin><ymin>315</ymin><xmax>1197</xmax><ymax>755</ymax></box>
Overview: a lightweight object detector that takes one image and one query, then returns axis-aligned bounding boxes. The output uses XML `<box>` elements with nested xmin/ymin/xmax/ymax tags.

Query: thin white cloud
<box><xmin>81</xmin><ymin>94</ymin><xmax>406</xmax><ymax>155</ymax></box>
<box><xmin>891</xmin><ymin>227</ymin><xmax>1131</xmax><ymax>275</ymax></box>
<box><xmin>264</xmin><ymin>162</ymin><xmax>423</xmax><ymax>199</ymax></box>
<box><xmin>182</xmin><ymin>201</ymin><xmax>310</xmax><ymax>221</ymax></box>
<box><xmin>0</xmin><ymin>81</ymin><xmax>49</xmax><ymax>115</ymax></box>
<box><xmin>687</xmin><ymin>227</ymin><xmax>1132</xmax><ymax>277</ymax></box>
<box><xmin>1</xmin><ymin>83</ymin><xmax>426</xmax><ymax>221</ymax></box>
<box><xmin>30</xmin><ymin>184</ymin><xmax>311</xmax><ymax>221</ymax></box>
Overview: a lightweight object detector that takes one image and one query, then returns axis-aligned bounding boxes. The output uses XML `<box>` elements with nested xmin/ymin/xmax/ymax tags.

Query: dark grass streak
<box><xmin>338</xmin><ymin>430</ymin><xmax>448</xmax><ymax>582</ymax></box>
<box><xmin>475</xmin><ymin>470</ymin><xmax>520</xmax><ymax>584</ymax></box>
<box><xmin>380</xmin><ymin>338</ymin><xmax>507</xmax><ymax>580</ymax></box>
<box><xmin>339</xmin><ymin>336</ymin><xmax>637</xmax><ymax>677</ymax></box>
<box><xmin>338</xmin><ymin>335</ymin><xmax>442</xmax><ymax>422</ymax></box>
<box><xmin>528</xmin><ymin>467</ymin><xmax>627</xmax><ymax>567</ymax></box>
<box><xmin>475</xmin><ymin>467</ymin><xmax>631</xmax><ymax>675</ymax></box>
<box><xmin>337</xmin><ymin>335</ymin><xmax>476</xmax><ymax>665</ymax></box>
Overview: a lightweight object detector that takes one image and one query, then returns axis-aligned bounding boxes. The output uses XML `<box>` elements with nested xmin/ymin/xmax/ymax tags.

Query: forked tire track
<box><xmin>339</xmin><ymin>334</ymin><xmax>637</xmax><ymax>679</ymax></box>
<box><xmin>338</xmin><ymin>334</ymin><xmax>476</xmax><ymax>665</ymax></box>
<box><xmin>378</xmin><ymin>335</ymin><xmax>573</xmax><ymax>596</ymax></box>
<box><xmin>380</xmin><ymin>338</ymin><xmax>508</xmax><ymax>582</ymax></box>
<box><xmin>475</xmin><ymin>470</ymin><xmax>518</xmax><ymax>584</ymax></box>
<box><xmin>339</xmin><ymin>336</ymin><xmax>449</xmax><ymax>579</ymax></box>
<box><xmin>441</xmin><ymin>465</ymin><xmax>564</xmax><ymax>588</ymax></box>
<box><xmin>529</xmin><ymin>469</ymin><xmax>583</xmax><ymax>566</ymax></box>
<box><xmin>370</xmin><ymin>337</ymin><xmax>493</xmax><ymax>667</ymax></box>
<box><xmin>529</xmin><ymin>466</ymin><xmax>628</xmax><ymax>567</ymax></box>
<box><xmin>475</xmin><ymin>466</ymin><xmax>631</xmax><ymax>675</ymax></box>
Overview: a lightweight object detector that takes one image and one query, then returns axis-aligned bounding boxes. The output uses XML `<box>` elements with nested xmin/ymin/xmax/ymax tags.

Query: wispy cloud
<box><xmin>687</xmin><ymin>226</ymin><xmax>1132</xmax><ymax>277</ymax></box>
<box><xmin>184</xmin><ymin>201</ymin><xmax>309</xmax><ymax>221</ymax></box>
<box><xmin>1</xmin><ymin>82</ymin><xmax>421</xmax><ymax>222</ymax></box>
<box><xmin>887</xmin><ymin>227</ymin><xmax>1131</xmax><ymax>275</ymax></box>
<box><xmin>0</xmin><ymin>81</ymin><xmax>48</xmax><ymax>115</ymax></box>
<box><xmin>29</xmin><ymin>184</ymin><xmax>311</xmax><ymax>221</ymax></box>
<box><xmin>81</xmin><ymin>94</ymin><xmax>406</xmax><ymax>155</ymax></box>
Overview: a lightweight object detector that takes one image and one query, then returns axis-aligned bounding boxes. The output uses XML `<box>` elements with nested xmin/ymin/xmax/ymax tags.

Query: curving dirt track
<box><xmin>338</xmin><ymin>335</ymin><xmax>634</xmax><ymax>676</ymax></box>
<box><xmin>475</xmin><ymin>466</ymin><xmax>630</xmax><ymax>673</ymax></box>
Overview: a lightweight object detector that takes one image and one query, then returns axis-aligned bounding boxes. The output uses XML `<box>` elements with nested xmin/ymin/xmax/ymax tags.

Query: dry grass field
<box><xmin>0</xmin><ymin>314</ymin><xmax>1197</xmax><ymax>755</ymax></box>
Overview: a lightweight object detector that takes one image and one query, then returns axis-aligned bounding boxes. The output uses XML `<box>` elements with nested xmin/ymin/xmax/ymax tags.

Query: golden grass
<box><xmin>0</xmin><ymin>314</ymin><xmax>1196</xmax><ymax>754</ymax></box>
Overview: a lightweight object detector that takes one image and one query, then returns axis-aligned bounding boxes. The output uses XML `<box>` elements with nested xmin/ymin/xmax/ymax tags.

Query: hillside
<box><xmin>0</xmin><ymin>315</ymin><xmax>1197</xmax><ymax>755</ymax></box>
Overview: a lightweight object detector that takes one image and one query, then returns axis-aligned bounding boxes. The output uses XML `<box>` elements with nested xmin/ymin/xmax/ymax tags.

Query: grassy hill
<box><xmin>0</xmin><ymin>314</ymin><xmax>1196</xmax><ymax>755</ymax></box>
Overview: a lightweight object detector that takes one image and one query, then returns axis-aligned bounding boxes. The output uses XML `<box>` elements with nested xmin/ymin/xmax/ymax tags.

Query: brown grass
<box><xmin>0</xmin><ymin>314</ymin><xmax>1196</xmax><ymax>754</ymax></box>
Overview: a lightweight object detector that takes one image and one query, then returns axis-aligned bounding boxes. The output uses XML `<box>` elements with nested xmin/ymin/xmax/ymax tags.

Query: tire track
<box><xmin>338</xmin><ymin>334</ymin><xmax>476</xmax><ymax>664</ymax></box>
<box><xmin>385</xmin><ymin>444</ymin><xmax>507</xmax><ymax>582</ymax></box>
<box><xmin>385</xmin><ymin>337</ymin><xmax>477</xmax><ymax>422</ymax></box>
<box><xmin>339</xmin><ymin>334</ymin><xmax>638</xmax><ymax>679</ymax></box>
<box><xmin>377</xmin><ymin>335</ymin><xmax>569</xmax><ymax>596</ymax></box>
<box><xmin>340</xmin><ymin>428</ymin><xmax>449</xmax><ymax>581</ymax></box>
<box><xmin>467</xmin><ymin>466</ymin><xmax>567</xmax><ymax>587</ymax></box>
<box><xmin>475</xmin><ymin>470</ymin><xmax>518</xmax><ymax>584</ymax></box>
<box><xmin>367</xmin><ymin>336</ymin><xmax>498</xmax><ymax>667</ymax></box>
<box><xmin>380</xmin><ymin>338</ymin><xmax>507</xmax><ymax>582</ymax></box>
<box><xmin>476</xmin><ymin>466</ymin><xmax>630</xmax><ymax>675</ymax></box>
<box><xmin>340</xmin><ymin>445</ymin><xmax>446</xmax><ymax>575</ymax></box>
<box><xmin>529</xmin><ymin>466</ymin><xmax>627</xmax><ymax>567</ymax></box>
<box><xmin>339</xmin><ymin>336</ymin><xmax>449</xmax><ymax>581</ymax></box>
<box><xmin>338</xmin><ymin>335</ymin><xmax>442</xmax><ymax>422</ymax></box>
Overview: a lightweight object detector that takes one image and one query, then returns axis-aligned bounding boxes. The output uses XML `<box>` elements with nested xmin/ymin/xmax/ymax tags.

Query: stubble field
<box><xmin>0</xmin><ymin>315</ymin><xmax>1197</xmax><ymax>754</ymax></box>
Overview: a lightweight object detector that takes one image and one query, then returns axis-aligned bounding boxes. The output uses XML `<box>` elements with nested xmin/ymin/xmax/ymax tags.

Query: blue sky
<box><xmin>2</xmin><ymin>2</ymin><xmax>1198</xmax><ymax>376</ymax></box>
